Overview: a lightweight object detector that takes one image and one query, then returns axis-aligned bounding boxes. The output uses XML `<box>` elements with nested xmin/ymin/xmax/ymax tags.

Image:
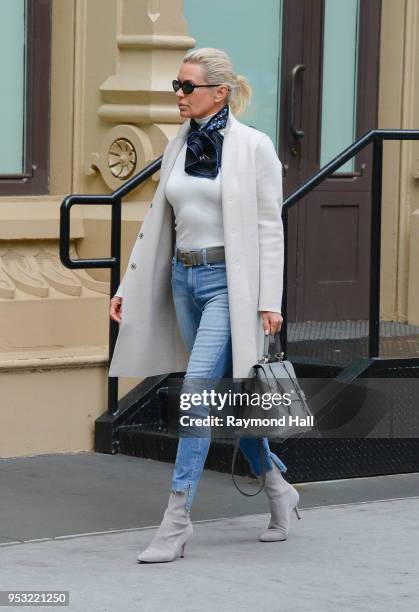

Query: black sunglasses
<box><xmin>172</xmin><ymin>79</ymin><xmax>223</xmax><ymax>95</ymax></box>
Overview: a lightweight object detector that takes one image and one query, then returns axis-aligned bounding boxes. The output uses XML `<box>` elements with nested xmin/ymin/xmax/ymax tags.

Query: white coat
<box><xmin>108</xmin><ymin>106</ymin><xmax>284</xmax><ymax>380</ymax></box>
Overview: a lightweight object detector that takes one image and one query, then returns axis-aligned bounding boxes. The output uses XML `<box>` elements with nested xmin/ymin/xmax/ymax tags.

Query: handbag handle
<box><xmin>260</xmin><ymin>332</ymin><xmax>285</xmax><ymax>363</ymax></box>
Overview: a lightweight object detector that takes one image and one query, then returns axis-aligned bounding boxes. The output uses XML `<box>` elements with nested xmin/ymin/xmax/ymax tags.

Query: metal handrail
<box><xmin>60</xmin><ymin>156</ymin><xmax>162</xmax><ymax>416</ymax></box>
<box><xmin>60</xmin><ymin>128</ymin><xmax>419</xmax><ymax>415</ymax></box>
<box><xmin>282</xmin><ymin>129</ymin><xmax>419</xmax><ymax>361</ymax></box>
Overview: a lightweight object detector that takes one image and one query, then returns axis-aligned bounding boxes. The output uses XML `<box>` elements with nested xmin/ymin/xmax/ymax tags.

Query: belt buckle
<box><xmin>182</xmin><ymin>251</ymin><xmax>196</xmax><ymax>267</ymax></box>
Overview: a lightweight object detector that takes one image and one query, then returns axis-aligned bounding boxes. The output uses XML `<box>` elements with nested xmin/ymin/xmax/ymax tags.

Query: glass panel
<box><xmin>183</xmin><ymin>0</ymin><xmax>283</xmax><ymax>147</ymax></box>
<box><xmin>0</xmin><ymin>0</ymin><xmax>26</xmax><ymax>175</ymax></box>
<box><xmin>320</xmin><ymin>0</ymin><xmax>360</xmax><ymax>172</ymax></box>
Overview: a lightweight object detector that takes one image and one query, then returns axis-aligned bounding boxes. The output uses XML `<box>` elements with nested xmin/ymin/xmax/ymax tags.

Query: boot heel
<box><xmin>180</xmin><ymin>542</ymin><xmax>186</xmax><ymax>558</ymax></box>
<box><xmin>294</xmin><ymin>505</ymin><xmax>302</xmax><ymax>520</ymax></box>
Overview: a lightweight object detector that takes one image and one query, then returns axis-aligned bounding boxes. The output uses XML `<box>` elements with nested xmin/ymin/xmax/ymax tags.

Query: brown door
<box><xmin>279</xmin><ymin>0</ymin><xmax>381</xmax><ymax>321</ymax></box>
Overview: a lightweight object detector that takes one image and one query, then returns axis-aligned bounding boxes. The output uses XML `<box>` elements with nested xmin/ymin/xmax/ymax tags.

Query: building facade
<box><xmin>1</xmin><ymin>0</ymin><xmax>418</xmax><ymax>457</ymax></box>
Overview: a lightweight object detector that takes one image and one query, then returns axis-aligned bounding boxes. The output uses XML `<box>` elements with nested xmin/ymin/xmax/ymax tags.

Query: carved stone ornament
<box><xmin>108</xmin><ymin>138</ymin><xmax>137</xmax><ymax>179</ymax></box>
<box><xmin>0</xmin><ymin>244</ymin><xmax>108</xmax><ymax>299</ymax></box>
<box><xmin>87</xmin><ymin>124</ymin><xmax>155</xmax><ymax>190</ymax></box>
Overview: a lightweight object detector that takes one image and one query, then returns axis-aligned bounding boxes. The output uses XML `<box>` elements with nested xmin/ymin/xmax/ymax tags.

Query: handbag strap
<box><xmin>231</xmin><ymin>435</ymin><xmax>267</xmax><ymax>496</ymax></box>
<box><xmin>230</xmin><ymin>332</ymin><xmax>283</xmax><ymax>496</ymax></box>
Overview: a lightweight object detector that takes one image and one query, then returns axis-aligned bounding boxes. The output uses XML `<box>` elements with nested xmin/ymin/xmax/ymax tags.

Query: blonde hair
<box><xmin>182</xmin><ymin>47</ymin><xmax>252</xmax><ymax>116</ymax></box>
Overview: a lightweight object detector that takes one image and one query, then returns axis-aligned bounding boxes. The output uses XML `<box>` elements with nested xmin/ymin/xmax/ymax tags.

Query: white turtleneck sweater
<box><xmin>165</xmin><ymin>111</ymin><xmax>225</xmax><ymax>250</ymax></box>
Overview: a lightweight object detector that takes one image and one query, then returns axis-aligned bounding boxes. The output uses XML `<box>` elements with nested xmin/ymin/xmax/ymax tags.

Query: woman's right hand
<box><xmin>110</xmin><ymin>296</ymin><xmax>123</xmax><ymax>323</ymax></box>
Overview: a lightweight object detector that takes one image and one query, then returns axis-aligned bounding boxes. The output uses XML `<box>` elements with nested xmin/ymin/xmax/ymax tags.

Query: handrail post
<box><xmin>108</xmin><ymin>197</ymin><xmax>122</xmax><ymax>415</ymax></box>
<box><xmin>369</xmin><ymin>136</ymin><xmax>383</xmax><ymax>358</ymax></box>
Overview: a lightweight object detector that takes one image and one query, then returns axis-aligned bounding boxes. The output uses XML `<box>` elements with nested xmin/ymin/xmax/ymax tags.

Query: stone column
<box><xmin>379</xmin><ymin>0</ymin><xmax>419</xmax><ymax>324</ymax></box>
<box><xmin>89</xmin><ymin>0</ymin><xmax>195</xmax><ymax>190</ymax></box>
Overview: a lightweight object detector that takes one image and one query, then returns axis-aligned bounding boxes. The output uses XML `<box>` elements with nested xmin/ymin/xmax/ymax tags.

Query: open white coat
<box><xmin>108</xmin><ymin>107</ymin><xmax>284</xmax><ymax>380</ymax></box>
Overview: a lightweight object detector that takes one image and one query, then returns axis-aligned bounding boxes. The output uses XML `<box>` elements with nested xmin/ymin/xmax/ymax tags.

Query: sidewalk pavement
<box><xmin>1</xmin><ymin>453</ymin><xmax>418</xmax><ymax>612</ymax></box>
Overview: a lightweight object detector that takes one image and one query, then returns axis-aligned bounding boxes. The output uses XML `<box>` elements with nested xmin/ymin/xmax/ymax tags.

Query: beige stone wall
<box><xmin>0</xmin><ymin>0</ymin><xmax>195</xmax><ymax>457</ymax></box>
<box><xmin>405</xmin><ymin>0</ymin><xmax>419</xmax><ymax>325</ymax></box>
<box><xmin>0</xmin><ymin>354</ymin><xmax>108</xmax><ymax>457</ymax></box>
<box><xmin>379</xmin><ymin>0</ymin><xmax>419</xmax><ymax>324</ymax></box>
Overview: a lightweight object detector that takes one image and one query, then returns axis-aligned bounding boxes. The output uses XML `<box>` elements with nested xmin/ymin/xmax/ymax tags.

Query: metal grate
<box><xmin>287</xmin><ymin>320</ymin><xmax>419</xmax><ymax>366</ymax></box>
<box><xmin>287</xmin><ymin>320</ymin><xmax>419</xmax><ymax>340</ymax></box>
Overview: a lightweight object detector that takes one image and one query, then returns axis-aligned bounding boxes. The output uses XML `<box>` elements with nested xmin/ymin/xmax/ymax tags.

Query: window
<box><xmin>183</xmin><ymin>0</ymin><xmax>283</xmax><ymax>147</ymax></box>
<box><xmin>0</xmin><ymin>0</ymin><xmax>51</xmax><ymax>195</ymax></box>
<box><xmin>320</xmin><ymin>0</ymin><xmax>360</xmax><ymax>172</ymax></box>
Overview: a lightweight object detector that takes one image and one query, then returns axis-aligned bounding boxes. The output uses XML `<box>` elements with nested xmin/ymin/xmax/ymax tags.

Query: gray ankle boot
<box><xmin>137</xmin><ymin>491</ymin><xmax>193</xmax><ymax>563</ymax></box>
<box><xmin>259</xmin><ymin>464</ymin><xmax>301</xmax><ymax>542</ymax></box>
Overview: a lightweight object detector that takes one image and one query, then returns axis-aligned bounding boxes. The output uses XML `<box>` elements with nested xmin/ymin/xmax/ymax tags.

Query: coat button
<box><xmin>139</xmin><ymin>232</ymin><xmax>144</xmax><ymax>238</ymax></box>
<box><xmin>130</xmin><ymin>262</ymin><xmax>137</xmax><ymax>269</ymax></box>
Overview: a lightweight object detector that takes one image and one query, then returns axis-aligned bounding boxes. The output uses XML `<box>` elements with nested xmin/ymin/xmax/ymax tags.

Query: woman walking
<box><xmin>109</xmin><ymin>48</ymin><xmax>301</xmax><ymax>563</ymax></box>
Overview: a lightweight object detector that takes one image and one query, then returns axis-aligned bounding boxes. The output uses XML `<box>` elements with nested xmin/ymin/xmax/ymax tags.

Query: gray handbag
<box><xmin>231</xmin><ymin>332</ymin><xmax>313</xmax><ymax>496</ymax></box>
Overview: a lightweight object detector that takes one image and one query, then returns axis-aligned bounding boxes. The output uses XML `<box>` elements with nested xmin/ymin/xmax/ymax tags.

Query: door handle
<box><xmin>288</xmin><ymin>64</ymin><xmax>306</xmax><ymax>140</ymax></box>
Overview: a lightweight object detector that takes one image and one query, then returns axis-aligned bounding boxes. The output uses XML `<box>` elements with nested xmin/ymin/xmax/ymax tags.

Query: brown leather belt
<box><xmin>174</xmin><ymin>246</ymin><xmax>225</xmax><ymax>267</ymax></box>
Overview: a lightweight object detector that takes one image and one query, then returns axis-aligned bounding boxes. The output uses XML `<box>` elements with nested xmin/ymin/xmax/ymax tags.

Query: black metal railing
<box><xmin>60</xmin><ymin>156</ymin><xmax>162</xmax><ymax>416</ymax></box>
<box><xmin>60</xmin><ymin>129</ymin><xmax>419</xmax><ymax>416</ymax></box>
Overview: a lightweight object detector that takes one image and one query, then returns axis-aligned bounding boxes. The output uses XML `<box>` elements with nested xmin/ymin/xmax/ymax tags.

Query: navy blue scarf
<box><xmin>184</xmin><ymin>104</ymin><xmax>229</xmax><ymax>179</ymax></box>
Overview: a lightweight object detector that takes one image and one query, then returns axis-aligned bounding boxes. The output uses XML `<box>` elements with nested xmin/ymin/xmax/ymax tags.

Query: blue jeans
<box><xmin>170</xmin><ymin>246</ymin><xmax>287</xmax><ymax>512</ymax></box>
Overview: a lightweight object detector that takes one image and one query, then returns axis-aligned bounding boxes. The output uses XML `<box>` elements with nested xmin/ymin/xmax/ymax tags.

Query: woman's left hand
<box><xmin>259</xmin><ymin>311</ymin><xmax>283</xmax><ymax>335</ymax></box>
